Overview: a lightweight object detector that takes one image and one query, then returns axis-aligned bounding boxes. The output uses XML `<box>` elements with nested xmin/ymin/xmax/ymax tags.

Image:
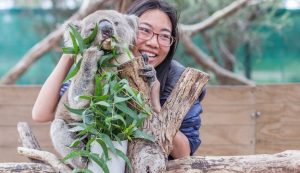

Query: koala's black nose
<box><xmin>99</xmin><ymin>19</ymin><xmax>113</xmax><ymax>38</ymax></box>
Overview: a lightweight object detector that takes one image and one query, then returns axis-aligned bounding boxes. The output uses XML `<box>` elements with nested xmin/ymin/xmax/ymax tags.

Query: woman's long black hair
<box><xmin>126</xmin><ymin>0</ymin><xmax>179</xmax><ymax>93</ymax></box>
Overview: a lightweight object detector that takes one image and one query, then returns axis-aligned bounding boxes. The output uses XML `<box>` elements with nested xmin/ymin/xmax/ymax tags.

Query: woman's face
<box><xmin>135</xmin><ymin>9</ymin><xmax>173</xmax><ymax>67</ymax></box>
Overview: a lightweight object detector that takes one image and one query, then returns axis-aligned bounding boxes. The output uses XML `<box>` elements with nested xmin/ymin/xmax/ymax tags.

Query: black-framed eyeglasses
<box><xmin>137</xmin><ymin>26</ymin><xmax>174</xmax><ymax>47</ymax></box>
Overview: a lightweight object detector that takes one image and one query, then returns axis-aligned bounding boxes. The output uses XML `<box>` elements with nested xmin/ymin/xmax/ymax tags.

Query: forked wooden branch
<box><xmin>17</xmin><ymin>122</ymin><xmax>71</xmax><ymax>173</ymax></box>
<box><xmin>119</xmin><ymin>57</ymin><xmax>209</xmax><ymax>172</ymax></box>
<box><xmin>17</xmin><ymin>147</ymin><xmax>71</xmax><ymax>173</ymax></box>
<box><xmin>17</xmin><ymin>122</ymin><xmax>42</xmax><ymax>163</ymax></box>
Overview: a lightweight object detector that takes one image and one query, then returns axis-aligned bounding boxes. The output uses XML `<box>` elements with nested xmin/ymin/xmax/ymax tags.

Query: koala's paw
<box><xmin>84</xmin><ymin>47</ymin><xmax>103</xmax><ymax>59</ymax></box>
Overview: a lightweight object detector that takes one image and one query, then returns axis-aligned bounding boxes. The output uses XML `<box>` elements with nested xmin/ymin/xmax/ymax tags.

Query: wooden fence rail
<box><xmin>0</xmin><ymin>84</ymin><xmax>300</xmax><ymax>162</ymax></box>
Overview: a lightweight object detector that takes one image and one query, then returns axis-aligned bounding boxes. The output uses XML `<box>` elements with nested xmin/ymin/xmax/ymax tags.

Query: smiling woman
<box><xmin>126</xmin><ymin>0</ymin><xmax>206</xmax><ymax>160</ymax></box>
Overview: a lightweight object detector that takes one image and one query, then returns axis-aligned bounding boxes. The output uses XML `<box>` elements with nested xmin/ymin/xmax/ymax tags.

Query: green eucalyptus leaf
<box><xmin>104</xmin><ymin>116</ymin><xmax>112</xmax><ymax>127</ymax></box>
<box><xmin>99</xmin><ymin>53</ymin><xmax>114</xmax><ymax>66</ymax></box>
<box><xmin>103</xmin><ymin>84</ymin><xmax>110</xmax><ymax>95</ymax></box>
<box><xmin>83</xmin><ymin>114</ymin><xmax>93</xmax><ymax>125</ymax></box>
<box><xmin>93</xmin><ymin>95</ymin><xmax>109</xmax><ymax>102</ymax></box>
<box><xmin>85</xmin><ymin>137</ymin><xmax>96</xmax><ymax>152</ymax></box>
<box><xmin>99</xmin><ymin>133</ymin><xmax>117</xmax><ymax>155</ymax></box>
<box><xmin>123</xmin><ymin>123</ymin><xmax>136</xmax><ymax>137</ymax></box>
<box><xmin>100</xmin><ymin>63</ymin><xmax>119</xmax><ymax>68</ymax></box>
<box><xmin>62</xmin><ymin>150</ymin><xmax>89</xmax><ymax>162</ymax></box>
<box><xmin>94</xmin><ymin>74</ymin><xmax>103</xmax><ymax>96</ymax></box>
<box><xmin>95</xmin><ymin>138</ymin><xmax>109</xmax><ymax>160</ymax></box>
<box><xmin>78</xmin><ymin>124</ymin><xmax>98</xmax><ymax>136</ymax></box>
<box><xmin>72</xmin><ymin>168</ymin><xmax>93</xmax><ymax>173</ymax></box>
<box><xmin>63</xmin><ymin>58</ymin><xmax>82</xmax><ymax>83</ymax></box>
<box><xmin>136</xmin><ymin>93</ymin><xmax>143</xmax><ymax>105</ymax></box>
<box><xmin>64</xmin><ymin>104</ymin><xmax>85</xmax><ymax>116</ymax></box>
<box><xmin>89</xmin><ymin>153</ymin><xmax>109</xmax><ymax>173</ymax></box>
<box><xmin>115</xmin><ymin>148</ymin><xmax>133</xmax><ymax>172</ymax></box>
<box><xmin>114</xmin><ymin>95</ymin><xmax>131</xmax><ymax>104</ymax></box>
<box><xmin>122</xmin><ymin>84</ymin><xmax>138</xmax><ymax>97</ymax></box>
<box><xmin>62</xmin><ymin>47</ymin><xmax>75</xmax><ymax>54</ymax></box>
<box><xmin>69</xmin><ymin>31</ymin><xmax>79</xmax><ymax>54</ymax></box>
<box><xmin>115</xmin><ymin>103</ymin><xmax>137</xmax><ymax>119</ymax></box>
<box><xmin>135</xmin><ymin>113</ymin><xmax>148</xmax><ymax>128</ymax></box>
<box><xmin>95</xmin><ymin>101</ymin><xmax>111</xmax><ymax>107</ymax></box>
<box><xmin>84</xmin><ymin>24</ymin><xmax>98</xmax><ymax>45</ymax></box>
<box><xmin>69</xmin><ymin>25</ymin><xmax>84</xmax><ymax>54</ymax></box>
<box><xmin>69</xmin><ymin>125</ymin><xmax>85</xmax><ymax>133</ymax></box>
<box><xmin>111</xmin><ymin>114</ymin><xmax>127</xmax><ymax>126</ymax></box>
<box><xmin>79</xmin><ymin>95</ymin><xmax>92</xmax><ymax>101</ymax></box>
<box><xmin>133</xmin><ymin>129</ymin><xmax>155</xmax><ymax>142</ymax></box>
<box><xmin>69</xmin><ymin>138</ymin><xmax>81</xmax><ymax>148</ymax></box>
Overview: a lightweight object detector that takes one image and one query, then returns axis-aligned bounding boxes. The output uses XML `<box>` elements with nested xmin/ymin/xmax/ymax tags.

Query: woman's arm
<box><xmin>170</xmin><ymin>100</ymin><xmax>203</xmax><ymax>159</ymax></box>
<box><xmin>32</xmin><ymin>54</ymin><xmax>74</xmax><ymax>122</ymax></box>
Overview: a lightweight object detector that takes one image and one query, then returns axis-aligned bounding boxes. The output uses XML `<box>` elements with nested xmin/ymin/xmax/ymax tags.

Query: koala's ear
<box><xmin>63</xmin><ymin>20</ymin><xmax>82</xmax><ymax>47</ymax></box>
<box><xmin>125</xmin><ymin>14</ymin><xmax>138</xmax><ymax>32</ymax></box>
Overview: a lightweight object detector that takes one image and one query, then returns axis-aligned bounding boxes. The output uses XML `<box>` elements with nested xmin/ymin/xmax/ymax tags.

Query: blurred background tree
<box><xmin>0</xmin><ymin>0</ymin><xmax>299</xmax><ymax>85</ymax></box>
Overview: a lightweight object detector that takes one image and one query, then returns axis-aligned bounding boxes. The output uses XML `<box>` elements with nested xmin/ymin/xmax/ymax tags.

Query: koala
<box><xmin>50</xmin><ymin>10</ymin><xmax>138</xmax><ymax>168</ymax></box>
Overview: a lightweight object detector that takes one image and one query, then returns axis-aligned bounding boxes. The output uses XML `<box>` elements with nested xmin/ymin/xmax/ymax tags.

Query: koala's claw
<box><xmin>139</xmin><ymin>64</ymin><xmax>157</xmax><ymax>86</ymax></box>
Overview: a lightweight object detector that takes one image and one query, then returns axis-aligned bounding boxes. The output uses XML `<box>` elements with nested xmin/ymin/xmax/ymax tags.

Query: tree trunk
<box><xmin>166</xmin><ymin>150</ymin><xmax>300</xmax><ymax>173</ymax></box>
<box><xmin>118</xmin><ymin>57</ymin><xmax>209</xmax><ymax>172</ymax></box>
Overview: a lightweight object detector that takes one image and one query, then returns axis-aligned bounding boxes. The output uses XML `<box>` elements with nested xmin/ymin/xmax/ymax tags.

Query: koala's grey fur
<box><xmin>50</xmin><ymin>10</ymin><xmax>138</xmax><ymax>168</ymax></box>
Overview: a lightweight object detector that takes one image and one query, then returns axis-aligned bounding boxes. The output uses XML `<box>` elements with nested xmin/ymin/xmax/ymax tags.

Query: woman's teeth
<box><xmin>142</xmin><ymin>51</ymin><xmax>157</xmax><ymax>58</ymax></box>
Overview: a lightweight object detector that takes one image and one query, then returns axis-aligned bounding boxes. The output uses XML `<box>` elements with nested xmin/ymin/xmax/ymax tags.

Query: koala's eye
<box><xmin>114</xmin><ymin>21</ymin><xmax>119</xmax><ymax>26</ymax></box>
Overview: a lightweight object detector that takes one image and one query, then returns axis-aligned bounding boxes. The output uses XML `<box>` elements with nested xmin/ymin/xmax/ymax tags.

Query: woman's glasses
<box><xmin>137</xmin><ymin>26</ymin><xmax>174</xmax><ymax>47</ymax></box>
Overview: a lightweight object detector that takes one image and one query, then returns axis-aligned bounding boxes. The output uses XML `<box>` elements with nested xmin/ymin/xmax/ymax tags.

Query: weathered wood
<box><xmin>166</xmin><ymin>150</ymin><xmax>300</xmax><ymax>173</ymax></box>
<box><xmin>17</xmin><ymin>122</ymin><xmax>42</xmax><ymax>163</ymax></box>
<box><xmin>160</xmin><ymin>68</ymin><xmax>209</xmax><ymax>155</ymax></box>
<box><xmin>118</xmin><ymin>56</ymin><xmax>166</xmax><ymax>172</ymax></box>
<box><xmin>120</xmin><ymin>59</ymin><xmax>209</xmax><ymax>172</ymax></box>
<box><xmin>118</xmin><ymin>56</ymin><xmax>151</xmax><ymax>105</ymax></box>
<box><xmin>17</xmin><ymin>147</ymin><xmax>72</xmax><ymax>173</ymax></box>
<box><xmin>17</xmin><ymin>122</ymin><xmax>41</xmax><ymax>151</ymax></box>
<box><xmin>0</xmin><ymin>162</ymin><xmax>55</xmax><ymax>173</ymax></box>
<box><xmin>0</xmin><ymin>147</ymin><xmax>56</xmax><ymax>162</ymax></box>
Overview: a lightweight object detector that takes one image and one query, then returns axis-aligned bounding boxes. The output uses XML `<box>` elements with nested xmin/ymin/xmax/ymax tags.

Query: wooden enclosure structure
<box><xmin>0</xmin><ymin>84</ymin><xmax>300</xmax><ymax>162</ymax></box>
